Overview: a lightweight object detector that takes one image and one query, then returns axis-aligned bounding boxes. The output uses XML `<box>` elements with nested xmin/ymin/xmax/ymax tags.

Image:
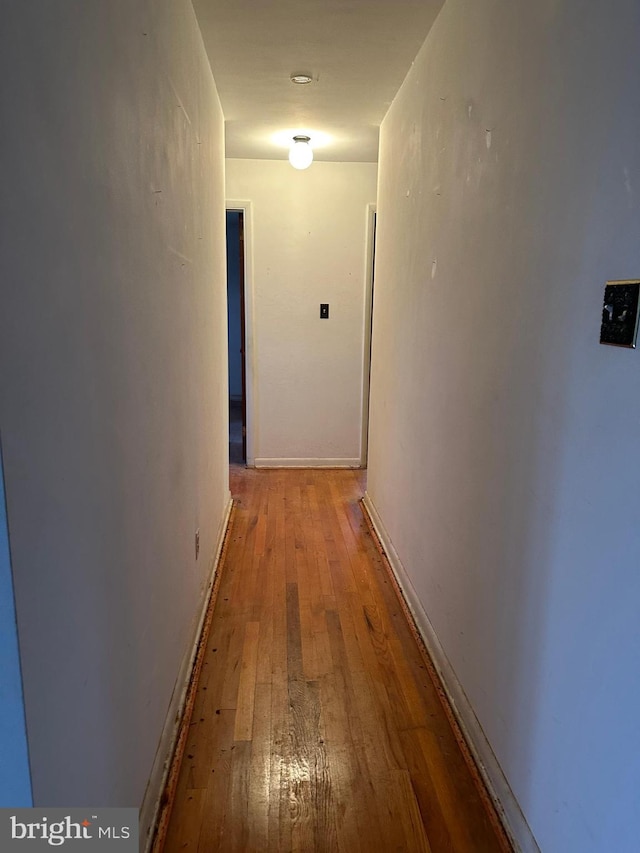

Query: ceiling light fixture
<box><xmin>289</xmin><ymin>135</ymin><xmax>313</xmax><ymax>170</ymax></box>
<box><xmin>290</xmin><ymin>74</ymin><xmax>313</xmax><ymax>84</ymax></box>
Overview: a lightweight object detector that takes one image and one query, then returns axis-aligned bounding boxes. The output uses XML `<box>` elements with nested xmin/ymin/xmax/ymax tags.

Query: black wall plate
<box><xmin>600</xmin><ymin>280</ymin><xmax>640</xmax><ymax>348</ymax></box>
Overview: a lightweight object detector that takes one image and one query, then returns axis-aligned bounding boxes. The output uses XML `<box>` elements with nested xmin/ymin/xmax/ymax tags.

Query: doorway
<box><xmin>226</xmin><ymin>210</ymin><xmax>246</xmax><ymax>464</ymax></box>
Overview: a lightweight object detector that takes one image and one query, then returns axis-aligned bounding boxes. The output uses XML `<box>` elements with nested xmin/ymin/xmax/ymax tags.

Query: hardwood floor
<box><xmin>162</xmin><ymin>466</ymin><xmax>510</xmax><ymax>852</ymax></box>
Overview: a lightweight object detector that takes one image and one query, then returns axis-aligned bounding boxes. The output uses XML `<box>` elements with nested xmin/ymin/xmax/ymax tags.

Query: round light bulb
<box><xmin>289</xmin><ymin>136</ymin><xmax>313</xmax><ymax>170</ymax></box>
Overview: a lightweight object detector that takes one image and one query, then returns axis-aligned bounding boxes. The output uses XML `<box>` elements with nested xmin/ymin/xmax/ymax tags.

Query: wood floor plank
<box><xmin>268</xmin><ymin>665</ymin><xmax>289</xmax><ymax>852</ymax></box>
<box><xmin>162</xmin><ymin>786</ymin><xmax>205</xmax><ymax>852</ymax></box>
<box><xmin>162</xmin><ymin>466</ymin><xmax>511</xmax><ymax>853</ymax></box>
<box><xmin>234</xmin><ymin>620</ymin><xmax>260</xmax><ymax>741</ymax></box>
<box><xmin>169</xmin><ymin>710</ymin><xmax>234</xmax><ymax>851</ymax></box>
<box><xmin>247</xmin><ymin>680</ymin><xmax>272</xmax><ymax>851</ymax></box>
<box><xmin>223</xmin><ymin>739</ymin><xmax>251</xmax><ymax>852</ymax></box>
<box><xmin>255</xmin><ymin>555</ymin><xmax>275</xmax><ymax>686</ymax></box>
<box><xmin>317</xmin><ymin>666</ymin><xmax>377</xmax><ymax>851</ymax></box>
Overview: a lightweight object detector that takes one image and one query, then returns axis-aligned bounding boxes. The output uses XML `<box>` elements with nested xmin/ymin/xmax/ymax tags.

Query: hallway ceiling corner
<box><xmin>192</xmin><ymin>0</ymin><xmax>444</xmax><ymax>163</ymax></box>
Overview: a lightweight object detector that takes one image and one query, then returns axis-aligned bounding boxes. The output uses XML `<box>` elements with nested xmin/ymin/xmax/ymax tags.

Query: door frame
<box><xmin>360</xmin><ymin>203</ymin><xmax>377</xmax><ymax>467</ymax></box>
<box><xmin>226</xmin><ymin>200</ymin><xmax>256</xmax><ymax>467</ymax></box>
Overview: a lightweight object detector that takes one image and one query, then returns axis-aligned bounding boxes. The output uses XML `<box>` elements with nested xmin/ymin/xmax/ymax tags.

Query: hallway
<box><xmin>161</xmin><ymin>466</ymin><xmax>510</xmax><ymax>852</ymax></box>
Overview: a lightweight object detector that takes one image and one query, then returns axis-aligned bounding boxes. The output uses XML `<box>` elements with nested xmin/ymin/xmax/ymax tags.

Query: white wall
<box><xmin>367</xmin><ymin>1</ymin><xmax>640</xmax><ymax>851</ymax></box>
<box><xmin>226</xmin><ymin>159</ymin><xmax>377</xmax><ymax>466</ymax></box>
<box><xmin>0</xmin><ymin>0</ymin><xmax>229</xmax><ymax>817</ymax></box>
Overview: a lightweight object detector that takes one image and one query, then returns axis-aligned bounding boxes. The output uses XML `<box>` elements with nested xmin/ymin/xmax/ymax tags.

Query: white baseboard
<box><xmin>254</xmin><ymin>457</ymin><xmax>361</xmax><ymax>469</ymax></box>
<box><xmin>140</xmin><ymin>492</ymin><xmax>233</xmax><ymax>852</ymax></box>
<box><xmin>361</xmin><ymin>492</ymin><xmax>540</xmax><ymax>853</ymax></box>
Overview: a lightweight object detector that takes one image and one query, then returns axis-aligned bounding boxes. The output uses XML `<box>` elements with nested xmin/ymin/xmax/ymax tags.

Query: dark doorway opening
<box><xmin>226</xmin><ymin>210</ymin><xmax>246</xmax><ymax>464</ymax></box>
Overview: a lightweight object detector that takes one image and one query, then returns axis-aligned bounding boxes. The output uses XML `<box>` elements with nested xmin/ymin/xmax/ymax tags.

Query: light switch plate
<box><xmin>320</xmin><ymin>303</ymin><xmax>329</xmax><ymax>319</ymax></box>
<box><xmin>600</xmin><ymin>280</ymin><xmax>640</xmax><ymax>348</ymax></box>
